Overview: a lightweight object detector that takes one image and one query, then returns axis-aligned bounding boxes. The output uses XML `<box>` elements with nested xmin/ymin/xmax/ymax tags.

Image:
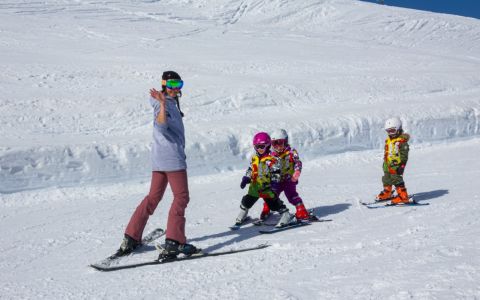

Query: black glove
<box><xmin>397</xmin><ymin>164</ymin><xmax>405</xmax><ymax>175</ymax></box>
<box><xmin>240</xmin><ymin>176</ymin><xmax>251</xmax><ymax>189</ymax></box>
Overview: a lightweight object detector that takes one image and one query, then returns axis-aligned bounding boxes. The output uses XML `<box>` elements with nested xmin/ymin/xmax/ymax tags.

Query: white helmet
<box><xmin>384</xmin><ymin>117</ymin><xmax>402</xmax><ymax>131</ymax></box>
<box><xmin>270</xmin><ymin>129</ymin><xmax>288</xmax><ymax>143</ymax></box>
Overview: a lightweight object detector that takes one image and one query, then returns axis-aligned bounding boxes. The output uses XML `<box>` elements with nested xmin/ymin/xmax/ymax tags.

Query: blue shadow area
<box><xmin>359</xmin><ymin>0</ymin><xmax>480</xmax><ymax>19</ymax></box>
<box><xmin>412</xmin><ymin>189</ymin><xmax>449</xmax><ymax>202</ymax></box>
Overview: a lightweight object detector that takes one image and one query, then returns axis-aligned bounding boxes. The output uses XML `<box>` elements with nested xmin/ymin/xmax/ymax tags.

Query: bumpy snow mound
<box><xmin>1</xmin><ymin>108</ymin><xmax>478</xmax><ymax>193</ymax></box>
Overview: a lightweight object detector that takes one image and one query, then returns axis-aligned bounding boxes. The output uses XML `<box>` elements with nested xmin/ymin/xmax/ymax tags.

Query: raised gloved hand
<box><xmin>291</xmin><ymin>170</ymin><xmax>301</xmax><ymax>182</ymax></box>
<box><xmin>240</xmin><ymin>176</ymin><xmax>251</xmax><ymax>189</ymax></box>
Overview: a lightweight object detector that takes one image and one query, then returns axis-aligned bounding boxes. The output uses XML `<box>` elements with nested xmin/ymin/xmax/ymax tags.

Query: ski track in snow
<box><xmin>1</xmin><ymin>0</ymin><xmax>480</xmax><ymax>299</ymax></box>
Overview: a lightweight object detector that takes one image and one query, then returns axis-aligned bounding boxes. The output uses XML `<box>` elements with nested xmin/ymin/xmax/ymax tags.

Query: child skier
<box><xmin>236</xmin><ymin>132</ymin><xmax>293</xmax><ymax>228</ymax></box>
<box><xmin>376</xmin><ymin>117</ymin><xmax>411</xmax><ymax>204</ymax></box>
<box><xmin>260</xmin><ymin>129</ymin><xmax>310</xmax><ymax>220</ymax></box>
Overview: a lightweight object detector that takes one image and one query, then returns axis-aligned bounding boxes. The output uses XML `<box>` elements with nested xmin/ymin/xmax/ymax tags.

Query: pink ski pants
<box><xmin>125</xmin><ymin>170</ymin><xmax>189</xmax><ymax>244</ymax></box>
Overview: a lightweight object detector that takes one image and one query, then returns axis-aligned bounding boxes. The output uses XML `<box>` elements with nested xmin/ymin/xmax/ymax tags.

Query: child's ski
<box><xmin>90</xmin><ymin>244</ymin><xmax>270</xmax><ymax>272</ymax></box>
<box><xmin>365</xmin><ymin>199</ymin><xmax>429</xmax><ymax>209</ymax></box>
<box><xmin>385</xmin><ymin>200</ymin><xmax>429</xmax><ymax>207</ymax></box>
<box><xmin>229</xmin><ymin>216</ymin><xmax>257</xmax><ymax>230</ymax></box>
<box><xmin>253</xmin><ymin>219</ymin><xmax>266</xmax><ymax>226</ymax></box>
<box><xmin>90</xmin><ymin>228</ymin><xmax>165</xmax><ymax>270</ymax></box>
<box><xmin>305</xmin><ymin>215</ymin><xmax>333</xmax><ymax>222</ymax></box>
<box><xmin>259</xmin><ymin>220</ymin><xmax>311</xmax><ymax>234</ymax></box>
<box><xmin>360</xmin><ymin>198</ymin><xmax>393</xmax><ymax>206</ymax></box>
<box><xmin>253</xmin><ymin>213</ymin><xmax>273</xmax><ymax>226</ymax></box>
<box><xmin>305</xmin><ymin>210</ymin><xmax>333</xmax><ymax>223</ymax></box>
<box><xmin>258</xmin><ymin>212</ymin><xmax>332</xmax><ymax>234</ymax></box>
<box><xmin>361</xmin><ymin>194</ymin><xmax>414</xmax><ymax>206</ymax></box>
<box><xmin>255</xmin><ymin>209</ymin><xmax>332</xmax><ymax>227</ymax></box>
<box><xmin>258</xmin><ymin>216</ymin><xmax>332</xmax><ymax>227</ymax></box>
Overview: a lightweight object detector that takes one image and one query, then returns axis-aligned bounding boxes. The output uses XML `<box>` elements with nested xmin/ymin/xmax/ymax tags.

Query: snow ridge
<box><xmin>1</xmin><ymin>0</ymin><xmax>480</xmax><ymax>193</ymax></box>
<box><xmin>1</xmin><ymin>109</ymin><xmax>478</xmax><ymax>193</ymax></box>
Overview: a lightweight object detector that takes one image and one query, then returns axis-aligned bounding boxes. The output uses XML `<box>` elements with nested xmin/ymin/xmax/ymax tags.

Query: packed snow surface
<box><xmin>1</xmin><ymin>0</ymin><xmax>479</xmax><ymax>299</ymax></box>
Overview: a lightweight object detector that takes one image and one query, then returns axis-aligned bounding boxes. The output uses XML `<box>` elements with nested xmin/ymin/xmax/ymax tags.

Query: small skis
<box><xmin>230</xmin><ymin>209</ymin><xmax>332</xmax><ymax>234</ymax></box>
<box><xmin>385</xmin><ymin>201</ymin><xmax>429</xmax><ymax>207</ymax></box>
<box><xmin>90</xmin><ymin>228</ymin><xmax>165</xmax><ymax>270</ymax></box>
<box><xmin>258</xmin><ymin>220</ymin><xmax>312</xmax><ymax>234</ymax></box>
<box><xmin>258</xmin><ymin>212</ymin><xmax>332</xmax><ymax>234</ymax></box>
<box><xmin>360</xmin><ymin>194</ymin><xmax>414</xmax><ymax>206</ymax></box>
<box><xmin>254</xmin><ymin>214</ymin><xmax>332</xmax><ymax>227</ymax></box>
<box><xmin>90</xmin><ymin>244</ymin><xmax>270</xmax><ymax>272</ymax></box>
<box><xmin>363</xmin><ymin>198</ymin><xmax>429</xmax><ymax>209</ymax></box>
<box><xmin>229</xmin><ymin>216</ymin><xmax>258</xmax><ymax>230</ymax></box>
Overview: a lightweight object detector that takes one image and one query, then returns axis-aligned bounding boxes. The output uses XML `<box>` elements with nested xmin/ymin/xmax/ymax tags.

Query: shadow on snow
<box><xmin>188</xmin><ymin>223</ymin><xmax>261</xmax><ymax>253</ymax></box>
<box><xmin>310</xmin><ymin>203</ymin><xmax>351</xmax><ymax>218</ymax></box>
<box><xmin>412</xmin><ymin>189</ymin><xmax>449</xmax><ymax>202</ymax></box>
<box><xmin>188</xmin><ymin>202</ymin><xmax>350</xmax><ymax>252</ymax></box>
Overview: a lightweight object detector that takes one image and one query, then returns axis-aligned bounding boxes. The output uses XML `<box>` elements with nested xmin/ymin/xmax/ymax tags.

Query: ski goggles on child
<box><xmin>385</xmin><ymin>128</ymin><xmax>398</xmax><ymax>135</ymax></box>
<box><xmin>254</xmin><ymin>144</ymin><xmax>268</xmax><ymax>150</ymax></box>
<box><xmin>272</xmin><ymin>139</ymin><xmax>286</xmax><ymax>147</ymax></box>
<box><xmin>162</xmin><ymin>79</ymin><xmax>184</xmax><ymax>90</ymax></box>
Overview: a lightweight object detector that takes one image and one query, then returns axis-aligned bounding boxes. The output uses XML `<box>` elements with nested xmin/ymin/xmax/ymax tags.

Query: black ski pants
<box><xmin>241</xmin><ymin>194</ymin><xmax>287</xmax><ymax>212</ymax></box>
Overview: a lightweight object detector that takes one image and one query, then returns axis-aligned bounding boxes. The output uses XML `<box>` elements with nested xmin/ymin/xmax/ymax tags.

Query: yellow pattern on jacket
<box><xmin>248</xmin><ymin>154</ymin><xmax>278</xmax><ymax>186</ymax></box>
<box><xmin>383</xmin><ymin>133</ymin><xmax>410</xmax><ymax>174</ymax></box>
<box><xmin>272</xmin><ymin>147</ymin><xmax>302</xmax><ymax>181</ymax></box>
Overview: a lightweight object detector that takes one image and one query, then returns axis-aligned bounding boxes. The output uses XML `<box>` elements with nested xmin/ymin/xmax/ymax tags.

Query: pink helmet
<box><xmin>253</xmin><ymin>132</ymin><xmax>271</xmax><ymax>146</ymax></box>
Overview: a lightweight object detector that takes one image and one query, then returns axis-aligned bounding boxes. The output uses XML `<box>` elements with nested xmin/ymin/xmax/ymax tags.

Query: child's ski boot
<box><xmin>235</xmin><ymin>205</ymin><xmax>249</xmax><ymax>225</ymax></box>
<box><xmin>260</xmin><ymin>202</ymin><xmax>271</xmax><ymax>220</ymax></box>
<box><xmin>295</xmin><ymin>203</ymin><xmax>309</xmax><ymax>220</ymax></box>
<box><xmin>391</xmin><ymin>185</ymin><xmax>410</xmax><ymax>204</ymax></box>
<box><xmin>275</xmin><ymin>209</ymin><xmax>295</xmax><ymax>228</ymax></box>
<box><xmin>376</xmin><ymin>186</ymin><xmax>393</xmax><ymax>201</ymax></box>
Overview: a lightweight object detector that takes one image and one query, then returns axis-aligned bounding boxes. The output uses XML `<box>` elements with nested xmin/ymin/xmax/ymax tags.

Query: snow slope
<box><xmin>1</xmin><ymin>0</ymin><xmax>479</xmax><ymax>193</ymax></box>
<box><xmin>1</xmin><ymin>139</ymin><xmax>479</xmax><ymax>299</ymax></box>
<box><xmin>1</xmin><ymin>0</ymin><xmax>479</xmax><ymax>299</ymax></box>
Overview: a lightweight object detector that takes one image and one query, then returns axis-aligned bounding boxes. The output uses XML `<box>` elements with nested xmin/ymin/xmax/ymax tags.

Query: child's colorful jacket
<box><xmin>244</xmin><ymin>152</ymin><xmax>281</xmax><ymax>198</ymax></box>
<box><xmin>383</xmin><ymin>133</ymin><xmax>410</xmax><ymax>174</ymax></box>
<box><xmin>271</xmin><ymin>146</ymin><xmax>302</xmax><ymax>181</ymax></box>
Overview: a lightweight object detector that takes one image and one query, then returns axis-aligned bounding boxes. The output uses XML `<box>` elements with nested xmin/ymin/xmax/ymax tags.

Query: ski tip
<box><xmin>307</xmin><ymin>215</ymin><xmax>333</xmax><ymax>222</ymax></box>
<box><xmin>412</xmin><ymin>201</ymin><xmax>430</xmax><ymax>206</ymax></box>
<box><xmin>90</xmin><ymin>264</ymin><xmax>108</xmax><ymax>271</ymax></box>
<box><xmin>384</xmin><ymin>201</ymin><xmax>430</xmax><ymax>207</ymax></box>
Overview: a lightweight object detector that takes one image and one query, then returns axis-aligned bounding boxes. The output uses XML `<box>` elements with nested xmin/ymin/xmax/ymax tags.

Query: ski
<box><xmin>365</xmin><ymin>200</ymin><xmax>429</xmax><ymax>209</ymax></box>
<box><xmin>303</xmin><ymin>215</ymin><xmax>333</xmax><ymax>222</ymax></box>
<box><xmin>255</xmin><ymin>209</ymin><xmax>331</xmax><ymax>227</ymax></box>
<box><xmin>258</xmin><ymin>216</ymin><xmax>332</xmax><ymax>226</ymax></box>
<box><xmin>90</xmin><ymin>244</ymin><xmax>270</xmax><ymax>272</ymax></box>
<box><xmin>360</xmin><ymin>198</ymin><xmax>392</xmax><ymax>206</ymax></box>
<box><xmin>259</xmin><ymin>220</ymin><xmax>312</xmax><ymax>234</ymax></box>
<box><xmin>90</xmin><ymin>228</ymin><xmax>165</xmax><ymax>270</ymax></box>
<box><xmin>385</xmin><ymin>201</ymin><xmax>429</xmax><ymax>207</ymax></box>
<box><xmin>361</xmin><ymin>192</ymin><xmax>419</xmax><ymax>206</ymax></box>
<box><xmin>253</xmin><ymin>214</ymin><xmax>272</xmax><ymax>226</ymax></box>
<box><xmin>253</xmin><ymin>219</ymin><xmax>265</xmax><ymax>226</ymax></box>
<box><xmin>229</xmin><ymin>216</ymin><xmax>258</xmax><ymax>230</ymax></box>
